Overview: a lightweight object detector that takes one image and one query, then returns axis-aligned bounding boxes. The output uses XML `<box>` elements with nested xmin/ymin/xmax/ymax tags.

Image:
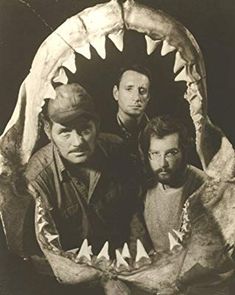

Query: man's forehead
<box><xmin>120</xmin><ymin>70</ymin><xmax>150</xmax><ymax>84</ymax></box>
<box><xmin>53</xmin><ymin>116</ymin><xmax>94</xmax><ymax>129</ymax></box>
<box><xmin>149</xmin><ymin>133</ymin><xmax>180</xmax><ymax>150</ymax></box>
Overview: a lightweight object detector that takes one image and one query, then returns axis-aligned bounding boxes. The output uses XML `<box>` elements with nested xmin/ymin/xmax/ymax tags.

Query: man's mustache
<box><xmin>155</xmin><ymin>168</ymin><xmax>171</xmax><ymax>174</ymax></box>
<box><xmin>69</xmin><ymin>145</ymin><xmax>89</xmax><ymax>154</ymax></box>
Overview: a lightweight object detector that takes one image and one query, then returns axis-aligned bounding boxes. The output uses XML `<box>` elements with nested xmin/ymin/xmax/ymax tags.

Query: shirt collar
<box><xmin>117</xmin><ymin>113</ymin><xmax>149</xmax><ymax>139</ymax></box>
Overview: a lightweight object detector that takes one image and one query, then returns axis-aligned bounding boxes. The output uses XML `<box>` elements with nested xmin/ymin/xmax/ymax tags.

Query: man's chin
<box><xmin>158</xmin><ymin>177</ymin><xmax>171</xmax><ymax>185</ymax></box>
<box><xmin>127</xmin><ymin>109</ymin><xmax>144</xmax><ymax>116</ymax></box>
<box><xmin>156</xmin><ymin>173</ymin><xmax>172</xmax><ymax>185</ymax></box>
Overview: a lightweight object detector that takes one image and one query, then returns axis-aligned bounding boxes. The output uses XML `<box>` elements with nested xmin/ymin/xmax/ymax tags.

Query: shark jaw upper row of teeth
<box><xmin>53</xmin><ymin>33</ymin><xmax>198</xmax><ymax>86</ymax></box>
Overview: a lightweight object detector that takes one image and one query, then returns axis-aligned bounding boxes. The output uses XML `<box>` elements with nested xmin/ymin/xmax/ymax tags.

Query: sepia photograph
<box><xmin>0</xmin><ymin>0</ymin><xmax>235</xmax><ymax>294</ymax></box>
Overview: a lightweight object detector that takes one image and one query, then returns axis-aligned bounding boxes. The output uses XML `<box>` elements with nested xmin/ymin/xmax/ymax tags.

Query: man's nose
<box><xmin>71</xmin><ymin>130</ymin><xmax>84</xmax><ymax>146</ymax></box>
<box><xmin>131</xmin><ymin>89</ymin><xmax>141</xmax><ymax>102</ymax></box>
<box><xmin>159</xmin><ymin>155</ymin><xmax>168</xmax><ymax>168</ymax></box>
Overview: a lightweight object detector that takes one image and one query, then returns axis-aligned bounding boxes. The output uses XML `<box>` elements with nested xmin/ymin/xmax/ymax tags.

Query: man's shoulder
<box><xmin>98</xmin><ymin>132</ymin><xmax>136</xmax><ymax>175</ymax></box>
<box><xmin>25</xmin><ymin>143</ymin><xmax>54</xmax><ymax>182</ymax></box>
<box><xmin>98</xmin><ymin>132</ymin><xmax>124</xmax><ymax>155</ymax></box>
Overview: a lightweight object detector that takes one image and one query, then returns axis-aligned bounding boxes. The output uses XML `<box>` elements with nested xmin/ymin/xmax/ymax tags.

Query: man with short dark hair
<box><xmin>105</xmin><ymin>64</ymin><xmax>151</xmax><ymax>156</ymax></box>
<box><xmin>26</xmin><ymin>83</ymin><xmax>139</xmax><ymax>256</ymax></box>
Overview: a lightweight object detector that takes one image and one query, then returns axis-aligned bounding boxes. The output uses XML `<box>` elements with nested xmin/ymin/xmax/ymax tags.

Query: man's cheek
<box><xmin>88</xmin><ymin>136</ymin><xmax>97</xmax><ymax>151</ymax></box>
<box><xmin>58</xmin><ymin>141</ymin><xmax>69</xmax><ymax>150</ymax></box>
<box><xmin>150</xmin><ymin>162</ymin><xmax>158</xmax><ymax>172</ymax></box>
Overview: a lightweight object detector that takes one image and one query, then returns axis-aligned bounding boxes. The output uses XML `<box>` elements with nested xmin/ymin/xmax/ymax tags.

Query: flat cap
<box><xmin>48</xmin><ymin>83</ymin><xmax>98</xmax><ymax>124</ymax></box>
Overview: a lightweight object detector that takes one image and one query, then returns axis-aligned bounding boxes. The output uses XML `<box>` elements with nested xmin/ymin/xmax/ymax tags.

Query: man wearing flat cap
<box><xmin>25</xmin><ymin>83</ymin><xmax>139</xmax><ymax>294</ymax></box>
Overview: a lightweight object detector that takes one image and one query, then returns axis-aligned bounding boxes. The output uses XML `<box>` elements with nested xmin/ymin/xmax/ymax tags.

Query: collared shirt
<box><xmin>116</xmin><ymin>113</ymin><xmax>149</xmax><ymax>140</ymax></box>
<box><xmin>26</xmin><ymin>134</ymin><xmax>139</xmax><ymax>254</ymax></box>
<box><xmin>102</xmin><ymin>113</ymin><xmax>149</xmax><ymax>156</ymax></box>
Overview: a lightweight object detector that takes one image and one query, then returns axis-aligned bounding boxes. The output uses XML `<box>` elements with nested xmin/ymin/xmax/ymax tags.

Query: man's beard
<box><xmin>155</xmin><ymin>167</ymin><xmax>173</xmax><ymax>185</ymax></box>
<box><xmin>154</xmin><ymin>162</ymin><xmax>187</xmax><ymax>187</ymax></box>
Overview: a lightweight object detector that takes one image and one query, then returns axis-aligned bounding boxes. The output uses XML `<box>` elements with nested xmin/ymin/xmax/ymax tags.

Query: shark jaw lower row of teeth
<box><xmin>36</xmin><ymin>197</ymin><xmax>188</xmax><ymax>271</ymax></box>
<box><xmin>39</xmin><ymin>226</ymin><xmax>185</xmax><ymax>271</ymax></box>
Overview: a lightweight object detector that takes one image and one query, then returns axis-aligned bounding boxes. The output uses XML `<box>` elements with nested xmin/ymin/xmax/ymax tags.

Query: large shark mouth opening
<box><xmin>0</xmin><ymin>0</ymin><xmax>234</xmax><ymax>293</ymax></box>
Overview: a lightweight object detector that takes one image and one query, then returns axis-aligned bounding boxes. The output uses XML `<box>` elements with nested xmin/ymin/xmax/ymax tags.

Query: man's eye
<box><xmin>61</xmin><ymin>132</ymin><xmax>70</xmax><ymax>139</ymax></box>
<box><xmin>59</xmin><ymin>128</ymin><xmax>70</xmax><ymax>134</ymax></box>
<box><xmin>166</xmin><ymin>149</ymin><xmax>179</xmax><ymax>158</ymax></box>
<box><xmin>81</xmin><ymin>128</ymin><xmax>91</xmax><ymax>136</ymax></box>
<box><xmin>172</xmin><ymin>149</ymin><xmax>179</xmax><ymax>155</ymax></box>
<box><xmin>126</xmin><ymin>86</ymin><xmax>133</xmax><ymax>91</ymax></box>
<box><xmin>148</xmin><ymin>151</ymin><xmax>160</xmax><ymax>160</ymax></box>
<box><xmin>139</xmin><ymin>87</ymin><xmax>148</xmax><ymax>95</ymax></box>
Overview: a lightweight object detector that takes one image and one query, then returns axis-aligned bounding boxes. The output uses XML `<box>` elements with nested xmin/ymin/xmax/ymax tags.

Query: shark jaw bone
<box><xmin>0</xmin><ymin>1</ymin><xmax>234</xmax><ymax>294</ymax></box>
<box><xmin>0</xmin><ymin>0</ymin><xmax>206</xmax><ymax>165</ymax></box>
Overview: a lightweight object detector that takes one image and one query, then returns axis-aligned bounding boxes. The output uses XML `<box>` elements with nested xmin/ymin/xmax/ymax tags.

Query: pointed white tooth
<box><xmin>44</xmin><ymin>83</ymin><xmax>56</xmax><ymax>99</ymax></box>
<box><xmin>135</xmin><ymin>239</ymin><xmax>149</xmax><ymax>262</ymax></box>
<box><xmin>38</xmin><ymin>221</ymin><xmax>49</xmax><ymax>232</ymax></box>
<box><xmin>88</xmin><ymin>245</ymin><xmax>93</xmax><ymax>255</ymax></box>
<box><xmin>77</xmin><ymin>239</ymin><xmax>91</xmax><ymax>261</ymax></box>
<box><xmin>161</xmin><ymin>40</ymin><xmax>176</xmax><ymax>56</ymax></box>
<box><xmin>97</xmin><ymin>241</ymin><xmax>109</xmax><ymax>260</ymax></box>
<box><xmin>36</xmin><ymin>214</ymin><xmax>43</xmax><ymax>223</ymax></box>
<box><xmin>37</xmin><ymin>207</ymin><xmax>44</xmax><ymax>216</ymax></box>
<box><xmin>174</xmin><ymin>51</ymin><xmax>187</xmax><ymax>73</ymax></box>
<box><xmin>53</xmin><ymin>67</ymin><xmax>68</xmax><ymax>84</ymax></box>
<box><xmin>174</xmin><ymin>66</ymin><xmax>191</xmax><ymax>82</ymax></box>
<box><xmin>75</xmin><ymin>43</ymin><xmax>91</xmax><ymax>59</ymax></box>
<box><xmin>145</xmin><ymin>35</ymin><xmax>162</xmax><ymax>55</ymax></box>
<box><xmin>172</xmin><ymin>229</ymin><xmax>184</xmax><ymax>242</ymax></box>
<box><xmin>89</xmin><ymin>36</ymin><xmax>106</xmax><ymax>59</ymax></box>
<box><xmin>62</xmin><ymin>53</ymin><xmax>76</xmax><ymax>74</ymax></box>
<box><xmin>110</xmin><ymin>261</ymin><xmax>115</xmax><ymax>268</ymax></box>
<box><xmin>121</xmin><ymin>243</ymin><xmax>131</xmax><ymax>259</ymax></box>
<box><xmin>115</xmin><ymin>249</ymin><xmax>129</xmax><ymax>268</ymax></box>
<box><xmin>191</xmin><ymin>64</ymin><xmax>202</xmax><ymax>81</ymax></box>
<box><xmin>184</xmin><ymin>215</ymin><xmax>190</xmax><ymax>222</ymax></box>
<box><xmin>181</xmin><ymin>223</ymin><xmax>189</xmax><ymax>232</ymax></box>
<box><xmin>168</xmin><ymin>232</ymin><xmax>181</xmax><ymax>251</ymax></box>
<box><xmin>36</xmin><ymin>203</ymin><xmax>43</xmax><ymax>218</ymax></box>
<box><xmin>45</xmin><ymin>233</ymin><xmax>59</xmax><ymax>243</ymax></box>
<box><xmin>108</xmin><ymin>30</ymin><xmax>124</xmax><ymax>52</ymax></box>
<box><xmin>227</xmin><ymin>244</ymin><xmax>234</xmax><ymax>256</ymax></box>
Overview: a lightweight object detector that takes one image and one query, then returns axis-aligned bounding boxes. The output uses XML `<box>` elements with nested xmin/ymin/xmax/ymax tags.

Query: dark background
<box><xmin>0</xmin><ymin>0</ymin><xmax>235</xmax><ymax>145</ymax></box>
<box><xmin>0</xmin><ymin>1</ymin><xmax>235</xmax><ymax>294</ymax></box>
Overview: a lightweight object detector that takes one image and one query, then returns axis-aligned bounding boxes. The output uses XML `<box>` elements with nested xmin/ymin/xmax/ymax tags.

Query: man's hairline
<box><xmin>42</xmin><ymin>114</ymin><xmax>99</xmax><ymax>130</ymax></box>
<box><xmin>116</xmin><ymin>69</ymin><xmax>151</xmax><ymax>88</ymax></box>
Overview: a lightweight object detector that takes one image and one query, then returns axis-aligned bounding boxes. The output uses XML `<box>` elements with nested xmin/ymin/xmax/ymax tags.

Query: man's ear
<box><xmin>43</xmin><ymin>120</ymin><xmax>51</xmax><ymax>140</ymax></box>
<box><xmin>113</xmin><ymin>85</ymin><xmax>119</xmax><ymax>101</ymax></box>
